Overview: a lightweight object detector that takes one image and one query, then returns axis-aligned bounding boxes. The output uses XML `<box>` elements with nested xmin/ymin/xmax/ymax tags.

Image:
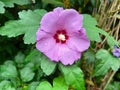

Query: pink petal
<box><xmin>66</xmin><ymin>28</ymin><xmax>90</xmax><ymax>52</ymax></box>
<box><xmin>59</xmin><ymin>44</ymin><xmax>81</xmax><ymax>65</ymax></box>
<box><xmin>36</xmin><ymin>28</ymin><xmax>50</xmax><ymax>41</ymax></box>
<box><xmin>57</xmin><ymin>9</ymin><xmax>83</xmax><ymax>33</ymax></box>
<box><xmin>36</xmin><ymin>30</ymin><xmax>55</xmax><ymax>53</ymax></box>
<box><xmin>53</xmin><ymin>7</ymin><xmax>64</xmax><ymax>16</ymax></box>
<box><xmin>40</xmin><ymin>7</ymin><xmax>64</xmax><ymax>34</ymax></box>
<box><xmin>40</xmin><ymin>12</ymin><xmax>59</xmax><ymax>33</ymax></box>
<box><xmin>42</xmin><ymin>44</ymin><xmax>81</xmax><ymax>65</ymax></box>
<box><xmin>40</xmin><ymin>8</ymin><xmax>83</xmax><ymax>34</ymax></box>
<box><xmin>44</xmin><ymin>44</ymin><xmax>60</xmax><ymax>62</ymax></box>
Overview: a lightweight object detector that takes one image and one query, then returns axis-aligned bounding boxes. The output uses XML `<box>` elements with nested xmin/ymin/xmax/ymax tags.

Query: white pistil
<box><xmin>58</xmin><ymin>34</ymin><xmax>66</xmax><ymax>41</ymax></box>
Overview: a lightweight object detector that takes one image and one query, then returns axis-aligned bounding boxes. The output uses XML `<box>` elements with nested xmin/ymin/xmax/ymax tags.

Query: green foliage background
<box><xmin>0</xmin><ymin>0</ymin><xmax>120</xmax><ymax>90</ymax></box>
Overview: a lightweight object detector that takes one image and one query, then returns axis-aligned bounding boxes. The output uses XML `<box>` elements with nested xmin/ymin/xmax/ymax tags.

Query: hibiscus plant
<box><xmin>0</xmin><ymin>0</ymin><xmax>120</xmax><ymax>90</ymax></box>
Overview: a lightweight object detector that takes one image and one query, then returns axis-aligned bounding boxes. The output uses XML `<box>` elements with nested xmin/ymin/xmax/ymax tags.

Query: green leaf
<box><xmin>107</xmin><ymin>36</ymin><xmax>118</xmax><ymax>47</ymax></box>
<box><xmin>59</xmin><ymin>64</ymin><xmax>85</xmax><ymax>90</ymax></box>
<box><xmin>0</xmin><ymin>9</ymin><xmax>47</xmax><ymax>44</ymax></box>
<box><xmin>36</xmin><ymin>81</ymin><xmax>52</xmax><ymax>90</ymax></box>
<box><xmin>0</xmin><ymin>62</ymin><xmax>18</xmax><ymax>79</ymax></box>
<box><xmin>0</xmin><ymin>80</ymin><xmax>15</xmax><ymax>90</ymax></box>
<box><xmin>83</xmin><ymin>14</ymin><xmax>118</xmax><ymax>47</ymax></box>
<box><xmin>97</xmin><ymin>29</ymin><xmax>118</xmax><ymax>46</ymax></box>
<box><xmin>0</xmin><ymin>1</ymin><xmax>5</xmax><ymax>14</ymax></box>
<box><xmin>20</xmin><ymin>67</ymin><xmax>35</xmax><ymax>82</ymax></box>
<box><xmin>25</xmin><ymin>49</ymin><xmax>57</xmax><ymax>75</ymax></box>
<box><xmin>107</xmin><ymin>82</ymin><xmax>120</xmax><ymax>90</ymax></box>
<box><xmin>14</xmin><ymin>52</ymin><xmax>25</xmax><ymax>69</ymax></box>
<box><xmin>9</xmin><ymin>78</ymin><xmax>21</xmax><ymax>89</ymax></box>
<box><xmin>25</xmin><ymin>49</ymin><xmax>56</xmax><ymax>75</ymax></box>
<box><xmin>52</xmin><ymin>76</ymin><xmax>68</xmax><ymax>90</ymax></box>
<box><xmin>25</xmin><ymin>63</ymin><xmax>34</xmax><ymax>69</ymax></box>
<box><xmin>0</xmin><ymin>0</ymin><xmax>31</xmax><ymax>7</ymax></box>
<box><xmin>42</xmin><ymin>0</ymin><xmax>63</xmax><ymax>6</ymax></box>
<box><xmin>4</xmin><ymin>60</ymin><xmax>14</xmax><ymax>65</ymax></box>
<box><xmin>84</xmin><ymin>50</ymin><xmax>95</xmax><ymax>63</ymax></box>
<box><xmin>83</xmin><ymin>14</ymin><xmax>101</xmax><ymax>42</ymax></box>
<box><xmin>25</xmin><ymin>49</ymin><xmax>41</xmax><ymax>62</ymax></box>
<box><xmin>15</xmin><ymin>52</ymin><xmax>25</xmax><ymax>64</ymax></box>
<box><xmin>93</xmin><ymin>49</ymin><xmax>120</xmax><ymax>76</ymax></box>
<box><xmin>41</xmin><ymin>55</ymin><xmax>57</xmax><ymax>75</ymax></box>
<box><xmin>25</xmin><ymin>49</ymin><xmax>42</xmax><ymax>70</ymax></box>
<box><xmin>28</xmin><ymin>82</ymin><xmax>39</xmax><ymax>90</ymax></box>
<box><xmin>36</xmin><ymin>76</ymin><xmax>68</xmax><ymax>90</ymax></box>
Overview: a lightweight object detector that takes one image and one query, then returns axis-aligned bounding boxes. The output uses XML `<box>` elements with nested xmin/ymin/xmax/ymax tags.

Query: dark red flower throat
<box><xmin>53</xmin><ymin>30</ymin><xmax>69</xmax><ymax>44</ymax></box>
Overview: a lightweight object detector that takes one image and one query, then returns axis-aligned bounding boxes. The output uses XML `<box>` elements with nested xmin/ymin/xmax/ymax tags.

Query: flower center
<box><xmin>58</xmin><ymin>34</ymin><xmax>66</xmax><ymax>41</ymax></box>
<box><xmin>53</xmin><ymin>30</ymin><xmax>69</xmax><ymax>44</ymax></box>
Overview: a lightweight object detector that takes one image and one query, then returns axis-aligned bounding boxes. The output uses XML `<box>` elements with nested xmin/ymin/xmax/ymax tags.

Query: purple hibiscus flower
<box><xmin>112</xmin><ymin>45</ymin><xmax>120</xmax><ymax>58</ymax></box>
<box><xmin>36</xmin><ymin>7</ymin><xmax>90</xmax><ymax>65</ymax></box>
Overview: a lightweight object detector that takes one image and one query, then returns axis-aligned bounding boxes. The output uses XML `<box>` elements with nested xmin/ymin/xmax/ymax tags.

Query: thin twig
<box><xmin>103</xmin><ymin>71</ymin><xmax>116</xmax><ymax>90</ymax></box>
<box><xmin>99</xmin><ymin>69</ymin><xmax>112</xmax><ymax>89</ymax></box>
